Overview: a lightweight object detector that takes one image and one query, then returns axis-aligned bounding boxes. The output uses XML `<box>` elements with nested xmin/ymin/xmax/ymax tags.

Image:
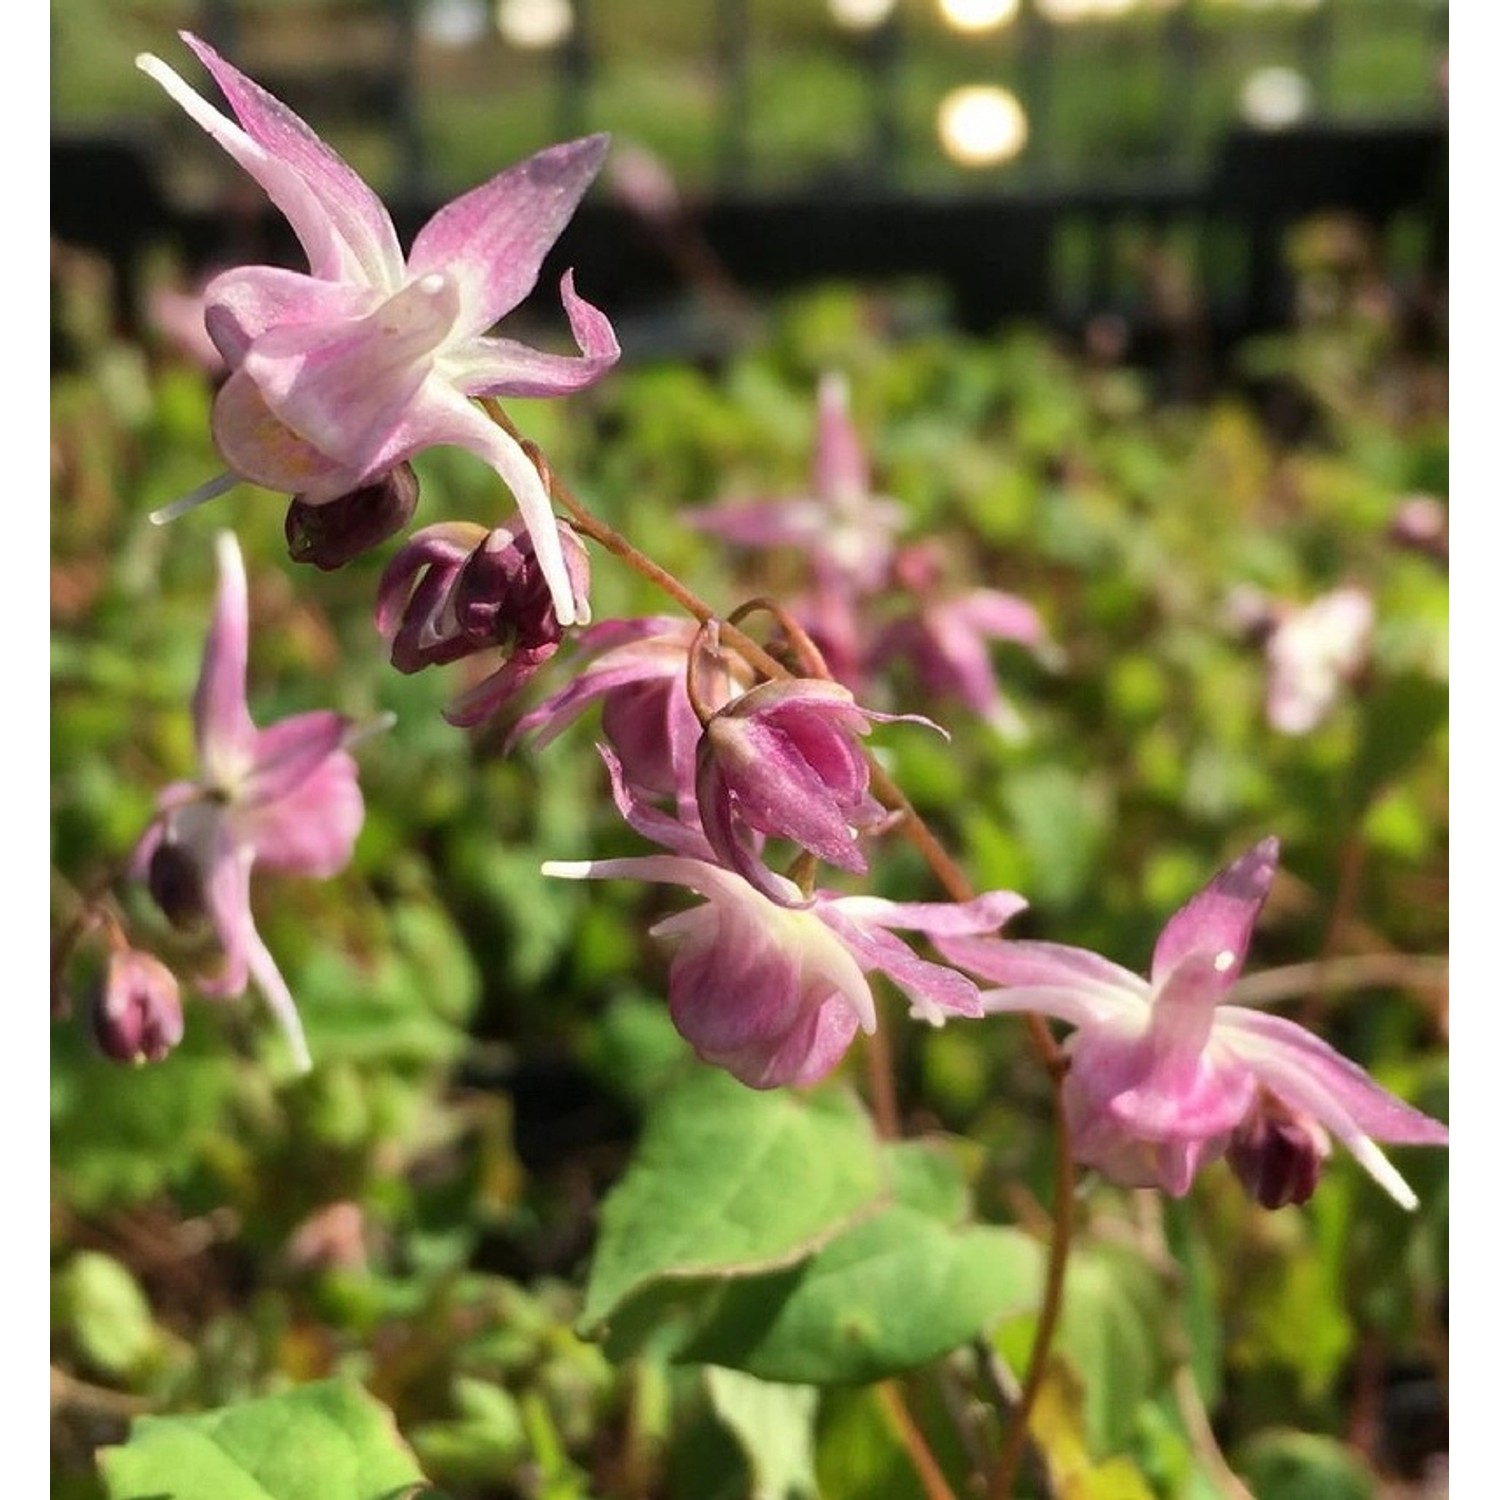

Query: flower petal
<box><xmin>935</xmin><ymin>935</ymin><xmax>1149</xmax><ymax>1001</ymax></box>
<box><xmin>245</xmin><ymin>750</ymin><xmax>364</xmax><ymax>879</ymax></box>
<box><xmin>202</xmin><ymin>265</ymin><xmax>377</xmax><ymax>366</ymax></box>
<box><xmin>212</xmin><ymin>369</ymin><xmax>364</xmax><ymax>496</ymax></box>
<box><xmin>240</xmin><ymin>273</ymin><xmax>461</xmax><ymax>480</ymax></box>
<box><xmin>1151</xmin><ymin>837</ymin><xmax>1280</xmax><ymax>990</ymax></box>
<box><xmin>175</xmin><ymin>32</ymin><xmax>403</xmax><ymax>288</ymax></box>
<box><xmin>194</xmin><ymin>532</ymin><xmax>256</xmax><ymax>775</ymax></box>
<box><xmin>410</xmin><ymin>386</ymin><xmax>581</xmax><ymax>626</ymax></box>
<box><xmin>815</xmin><ymin>902</ymin><xmax>984</xmax><ymax>1023</ymax></box>
<box><xmin>242</xmin><ymin>710</ymin><xmax>350</xmax><ymax>805</ymax></box>
<box><xmin>444</xmin><ymin>271</ymin><xmax>620</xmax><ymax>397</ymax></box>
<box><xmin>813</xmin><ymin>372</ymin><xmax>868</xmax><ymax>500</ymax></box>
<box><xmin>1217</xmin><ymin>1007</ymin><xmax>1446</xmax><ymax>1208</ymax></box>
<box><xmin>409</xmin><ymin>135</ymin><xmax>610</xmax><ymax>338</ymax></box>
<box><xmin>177</xmin><ymin>32</ymin><xmax>402</xmax><ymax>288</ymax></box>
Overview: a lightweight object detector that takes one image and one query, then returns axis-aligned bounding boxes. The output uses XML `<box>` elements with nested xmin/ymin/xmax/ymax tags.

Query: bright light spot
<box><xmin>829</xmin><ymin>0</ymin><xmax>898</xmax><ymax>28</ymax></box>
<box><xmin>1091</xmin><ymin>0</ymin><xmax>1141</xmax><ymax>14</ymax></box>
<box><xmin>1214</xmin><ymin>950</ymin><xmax>1237</xmax><ymax>973</ymax></box>
<box><xmin>937</xmin><ymin>85</ymin><xmax>1028</xmax><ymax>167</ymax></box>
<box><xmin>1240</xmin><ymin>65</ymin><xmax>1311</xmax><ymax>129</ymax></box>
<box><xmin>495</xmin><ymin>0</ymin><xmax>573</xmax><ymax>49</ymax></box>
<box><xmin>421</xmin><ymin>0</ymin><xmax>488</xmax><ymax>47</ymax></box>
<box><xmin>937</xmin><ymin>0</ymin><xmax>1021</xmax><ymax>32</ymax></box>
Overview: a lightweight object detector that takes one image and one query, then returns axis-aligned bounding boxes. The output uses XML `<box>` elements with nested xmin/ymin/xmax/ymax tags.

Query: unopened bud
<box><xmin>1228</xmin><ymin>1099</ymin><xmax>1329</xmax><ymax>1209</ymax></box>
<box><xmin>92</xmin><ymin>948</ymin><xmax>184</xmax><ymax>1064</ymax></box>
<box><xmin>286</xmin><ymin>464</ymin><xmax>420</xmax><ymax>571</ymax></box>
<box><xmin>147</xmin><ymin>841</ymin><xmax>206</xmax><ymax>929</ymax></box>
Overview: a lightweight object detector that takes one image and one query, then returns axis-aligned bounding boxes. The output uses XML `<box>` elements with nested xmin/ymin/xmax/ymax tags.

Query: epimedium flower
<box><xmin>1263</xmin><ymin>586</ymin><xmax>1374</xmax><ymax>735</ymax></box>
<box><xmin>375</xmin><ymin>516</ymin><xmax>591</xmax><ymax>726</ymax></box>
<box><xmin>133</xmin><ymin>532</ymin><xmax>379</xmax><ymax>1072</ymax></box>
<box><xmin>509</xmin><ymin>616</ymin><xmax>754</xmax><ymax>799</ymax></box>
<box><xmin>692</xmin><ymin>371</ymin><xmax>904</xmax><ymax>596</ymax></box>
<box><xmin>936</xmin><ymin>837</ymin><xmax>1448</xmax><ymax>1208</ymax></box>
<box><xmin>869</xmin><ymin>542</ymin><xmax>1061</xmax><ymax>740</ymax></box>
<box><xmin>543</xmin><ymin>751</ymin><xmax>1024</xmax><ymax>1088</ymax></box>
<box><xmin>137</xmin><ymin>32</ymin><xmax>619</xmax><ymax>626</ymax></box>
<box><xmin>695</xmin><ymin>676</ymin><xmax>934</xmax><ymax>904</ymax></box>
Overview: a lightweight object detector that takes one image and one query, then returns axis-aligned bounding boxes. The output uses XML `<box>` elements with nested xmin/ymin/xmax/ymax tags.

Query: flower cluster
<box><xmin>95</xmin><ymin>37</ymin><xmax>1445</xmax><ymax>1219</ymax></box>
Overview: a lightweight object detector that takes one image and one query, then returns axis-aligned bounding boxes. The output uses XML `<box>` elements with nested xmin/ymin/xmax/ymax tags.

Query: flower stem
<box><xmin>876</xmin><ymin>1381</ymin><xmax>961</xmax><ymax>1500</ymax></box>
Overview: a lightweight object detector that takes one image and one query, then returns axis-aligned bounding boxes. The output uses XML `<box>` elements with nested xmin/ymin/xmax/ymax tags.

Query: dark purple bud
<box><xmin>1228</xmin><ymin>1099</ymin><xmax>1329</xmax><ymax>1209</ymax></box>
<box><xmin>92</xmin><ymin>948</ymin><xmax>184</xmax><ymax>1065</ymax></box>
<box><xmin>286</xmin><ymin>463</ymin><xmax>421</xmax><ymax>571</ymax></box>
<box><xmin>147</xmin><ymin>840</ymin><xmax>206</xmax><ymax>929</ymax></box>
<box><xmin>377</xmin><ymin>517</ymin><xmax>591</xmax><ymax>725</ymax></box>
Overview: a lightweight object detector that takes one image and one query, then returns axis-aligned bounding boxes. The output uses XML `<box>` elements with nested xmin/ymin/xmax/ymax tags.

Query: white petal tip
<box><xmin>150</xmin><ymin>472</ymin><xmax>240</xmax><ymax>525</ymax></box>
<box><xmin>542</xmin><ymin>860</ymin><xmax>593</xmax><ymax>879</ymax></box>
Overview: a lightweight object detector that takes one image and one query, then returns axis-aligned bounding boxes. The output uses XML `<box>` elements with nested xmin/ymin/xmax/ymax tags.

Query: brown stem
<box><xmin>482</xmin><ymin>402</ymin><xmax>1078</xmax><ymax>1494</ymax></box>
<box><xmin>876</xmin><ymin>1381</ymin><xmax>961</xmax><ymax>1500</ymax></box>
<box><xmin>863</xmin><ymin>1017</ymin><xmax>901</xmax><ymax>1141</ymax></box>
<box><xmin>726</xmin><ymin>595</ymin><xmax>833</xmax><ymax>680</ymax></box>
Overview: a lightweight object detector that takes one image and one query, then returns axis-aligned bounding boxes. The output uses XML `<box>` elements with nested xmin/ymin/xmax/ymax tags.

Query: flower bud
<box><xmin>92</xmin><ymin>948</ymin><xmax>184</xmax><ymax>1064</ymax></box>
<box><xmin>376</xmin><ymin>517</ymin><xmax>591</xmax><ymax>725</ymax></box>
<box><xmin>1227</xmin><ymin>1098</ymin><xmax>1330</xmax><ymax>1209</ymax></box>
<box><xmin>286</xmin><ymin>463</ymin><xmax>420</xmax><ymax>571</ymax></box>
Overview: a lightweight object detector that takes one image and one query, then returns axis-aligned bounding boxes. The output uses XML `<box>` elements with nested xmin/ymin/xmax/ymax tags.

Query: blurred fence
<box><xmin>51</xmin><ymin>0</ymin><xmax>1447</xmax><ymax>355</ymax></box>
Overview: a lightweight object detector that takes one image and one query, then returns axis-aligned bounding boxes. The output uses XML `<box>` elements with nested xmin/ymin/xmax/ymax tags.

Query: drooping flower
<box><xmin>285</xmin><ymin>463</ymin><xmax>421</xmax><ymax>571</ymax></box>
<box><xmin>869</xmin><ymin>543</ymin><xmax>1060</xmax><ymax>739</ymax></box>
<box><xmin>91</xmin><ymin>947</ymin><xmax>184</xmax><ymax>1065</ymax></box>
<box><xmin>692</xmin><ymin>372</ymin><xmax>904</xmax><ymax>595</ymax></box>
<box><xmin>138</xmin><ymin>33</ymin><xmax>619</xmax><ymax>625</ymax></box>
<box><xmin>937</xmin><ymin>838</ymin><xmax>1448</xmax><ymax>1208</ymax></box>
<box><xmin>695</xmin><ymin>677</ymin><xmax>933</xmax><ymax>902</ymax></box>
<box><xmin>544</xmin><ymin>752</ymin><xmax>1024</xmax><ymax>1088</ymax></box>
<box><xmin>375</xmin><ymin>515</ymin><xmax>591</xmax><ymax>725</ymax></box>
<box><xmin>133</xmin><ymin>532</ymin><xmax>376</xmax><ymax>1072</ymax></box>
<box><xmin>509</xmin><ymin>616</ymin><xmax>754</xmax><ymax>799</ymax></box>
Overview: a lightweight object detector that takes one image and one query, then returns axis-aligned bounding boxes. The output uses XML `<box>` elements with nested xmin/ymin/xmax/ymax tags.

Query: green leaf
<box><xmin>704</xmin><ymin>1366</ymin><xmax>819</xmax><ymax>1500</ymax></box>
<box><xmin>99</xmin><ymin>1379</ymin><xmax>428</xmax><ymax>1500</ymax></box>
<box><xmin>679</xmin><ymin>1210</ymin><xmax>1041</xmax><ymax>1384</ymax></box>
<box><xmin>1235</xmin><ymin>1430</ymin><xmax>1376</xmax><ymax>1500</ymax></box>
<box><xmin>580</xmin><ymin>1068</ymin><xmax>886</xmax><ymax>1337</ymax></box>
<box><xmin>53</xmin><ymin>1253</ymin><xmax>160</xmax><ymax>1379</ymax></box>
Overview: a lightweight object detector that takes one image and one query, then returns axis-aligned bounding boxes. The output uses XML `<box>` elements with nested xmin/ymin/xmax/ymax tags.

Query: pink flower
<box><xmin>692</xmin><ymin>372</ymin><xmax>904</xmax><ymax>595</ymax></box>
<box><xmin>509</xmin><ymin>616</ymin><xmax>753</xmax><ymax>799</ymax></box>
<box><xmin>544</xmin><ymin>753</ymin><xmax>1023</xmax><ymax>1088</ymax></box>
<box><xmin>1264</xmin><ymin>586</ymin><xmax>1374</xmax><ymax>735</ymax></box>
<box><xmin>91</xmin><ymin>947</ymin><xmax>184</xmax><ymax>1065</ymax></box>
<box><xmin>375</xmin><ymin>516</ymin><xmax>591</xmax><ymax>726</ymax></box>
<box><xmin>138</xmin><ymin>33</ymin><xmax>619</xmax><ymax>626</ymax></box>
<box><xmin>938</xmin><ymin>838</ymin><xmax>1447</xmax><ymax>1207</ymax></box>
<box><xmin>133</xmin><ymin>533</ymin><xmax>375</xmax><ymax>1072</ymax></box>
<box><xmin>696</xmin><ymin>677</ymin><xmax>932</xmax><ymax>902</ymax></box>
<box><xmin>871</xmin><ymin>546</ymin><xmax>1059</xmax><ymax>738</ymax></box>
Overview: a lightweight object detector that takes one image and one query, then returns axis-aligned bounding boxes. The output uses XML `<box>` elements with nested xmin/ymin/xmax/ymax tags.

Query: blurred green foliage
<box><xmin>52</xmin><ymin>196</ymin><xmax>1445</xmax><ymax>1498</ymax></box>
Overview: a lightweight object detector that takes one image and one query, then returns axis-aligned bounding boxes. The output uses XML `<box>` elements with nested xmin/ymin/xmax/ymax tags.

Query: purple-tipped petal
<box><xmin>194</xmin><ymin>532</ymin><xmax>255</xmax><ymax>774</ymax></box>
<box><xmin>1151</xmin><ymin>838</ymin><xmax>1280</xmax><ymax>991</ymax></box>
<box><xmin>409</xmin><ymin>134</ymin><xmax>611</xmax><ymax>338</ymax></box>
